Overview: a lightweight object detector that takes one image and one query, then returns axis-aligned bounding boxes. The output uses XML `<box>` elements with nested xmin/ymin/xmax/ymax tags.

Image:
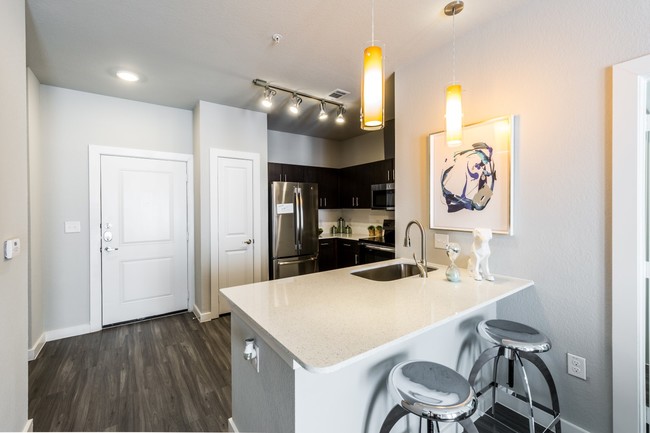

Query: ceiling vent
<box><xmin>327</xmin><ymin>89</ymin><xmax>350</xmax><ymax>99</ymax></box>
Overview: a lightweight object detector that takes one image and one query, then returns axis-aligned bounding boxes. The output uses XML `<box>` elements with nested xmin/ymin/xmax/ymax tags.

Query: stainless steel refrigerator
<box><xmin>270</xmin><ymin>181</ymin><xmax>319</xmax><ymax>279</ymax></box>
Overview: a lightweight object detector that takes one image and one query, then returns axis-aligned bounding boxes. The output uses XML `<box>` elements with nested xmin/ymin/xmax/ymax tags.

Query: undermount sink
<box><xmin>352</xmin><ymin>263</ymin><xmax>437</xmax><ymax>282</ymax></box>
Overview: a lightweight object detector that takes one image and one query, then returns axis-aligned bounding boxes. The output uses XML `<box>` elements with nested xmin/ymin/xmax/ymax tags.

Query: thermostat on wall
<box><xmin>4</xmin><ymin>238</ymin><xmax>20</xmax><ymax>260</ymax></box>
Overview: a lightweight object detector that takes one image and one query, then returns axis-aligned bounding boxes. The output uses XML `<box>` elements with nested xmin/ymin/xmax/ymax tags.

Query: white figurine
<box><xmin>467</xmin><ymin>228</ymin><xmax>495</xmax><ymax>281</ymax></box>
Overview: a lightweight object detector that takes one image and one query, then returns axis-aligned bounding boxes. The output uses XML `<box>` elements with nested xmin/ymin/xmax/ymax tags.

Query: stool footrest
<box><xmin>475</xmin><ymin>383</ymin><xmax>559</xmax><ymax>419</ymax></box>
<box><xmin>474</xmin><ymin>403</ymin><xmax>560</xmax><ymax>433</ymax></box>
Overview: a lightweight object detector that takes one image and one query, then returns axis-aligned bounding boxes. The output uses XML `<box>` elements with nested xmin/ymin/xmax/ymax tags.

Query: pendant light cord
<box><xmin>371</xmin><ymin>0</ymin><xmax>375</xmax><ymax>45</ymax></box>
<box><xmin>452</xmin><ymin>8</ymin><xmax>456</xmax><ymax>84</ymax></box>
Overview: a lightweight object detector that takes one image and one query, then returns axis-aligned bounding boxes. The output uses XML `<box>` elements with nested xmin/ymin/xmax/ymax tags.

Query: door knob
<box><xmin>243</xmin><ymin>239</ymin><xmax>253</xmax><ymax>245</ymax></box>
<box><xmin>104</xmin><ymin>247</ymin><xmax>119</xmax><ymax>252</ymax></box>
<box><xmin>103</xmin><ymin>231</ymin><xmax>113</xmax><ymax>242</ymax></box>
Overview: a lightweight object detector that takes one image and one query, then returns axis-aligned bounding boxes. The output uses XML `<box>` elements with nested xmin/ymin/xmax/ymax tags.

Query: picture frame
<box><xmin>429</xmin><ymin>115</ymin><xmax>516</xmax><ymax>235</ymax></box>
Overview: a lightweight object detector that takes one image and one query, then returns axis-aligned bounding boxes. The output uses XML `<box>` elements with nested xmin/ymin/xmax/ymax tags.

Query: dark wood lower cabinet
<box><xmin>318</xmin><ymin>239</ymin><xmax>337</xmax><ymax>272</ymax></box>
<box><xmin>318</xmin><ymin>238</ymin><xmax>359</xmax><ymax>272</ymax></box>
<box><xmin>337</xmin><ymin>239</ymin><xmax>358</xmax><ymax>268</ymax></box>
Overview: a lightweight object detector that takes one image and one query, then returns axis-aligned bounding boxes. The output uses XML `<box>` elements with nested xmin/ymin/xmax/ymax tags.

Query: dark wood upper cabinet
<box><xmin>269</xmin><ymin>159</ymin><xmax>394</xmax><ymax>210</ymax></box>
<box><xmin>268</xmin><ymin>163</ymin><xmax>304</xmax><ymax>183</ymax></box>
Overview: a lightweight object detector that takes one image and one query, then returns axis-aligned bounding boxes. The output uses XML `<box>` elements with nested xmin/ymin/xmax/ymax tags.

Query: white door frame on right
<box><xmin>612</xmin><ymin>53</ymin><xmax>650</xmax><ymax>433</ymax></box>
<box><xmin>209</xmin><ymin>149</ymin><xmax>261</xmax><ymax>318</ymax></box>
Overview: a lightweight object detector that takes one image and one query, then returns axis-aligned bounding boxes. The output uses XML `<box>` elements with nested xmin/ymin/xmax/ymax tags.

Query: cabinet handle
<box><xmin>319</xmin><ymin>198</ymin><xmax>322</xmax><ymax>207</ymax></box>
<box><xmin>352</xmin><ymin>197</ymin><xmax>355</xmax><ymax>207</ymax></box>
<box><xmin>324</xmin><ymin>197</ymin><xmax>327</xmax><ymax>207</ymax></box>
<box><xmin>321</xmin><ymin>242</ymin><xmax>329</xmax><ymax>246</ymax></box>
<box><xmin>392</xmin><ymin>169</ymin><xmax>395</xmax><ymax>181</ymax></box>
<box><xmin>354</xmin><ymin>254</ymin><xmax>358</xmax><ymax>265</ymax></box>
<box><xmin>355</xmin><ymin>197</ymin><xmax>359</xmax><ymax>207</ymax></box>
<box><xmin>387</xmin><ymin>170</ymin><xmax>390</xmax><ymax>181</ymax></box>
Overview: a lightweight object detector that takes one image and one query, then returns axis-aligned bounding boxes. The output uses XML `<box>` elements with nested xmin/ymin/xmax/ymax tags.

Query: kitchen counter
<box><xmin>221</xmin><ymin>257</ymin><xmax>533</xmax><ymax>373</ymax></box>
<box><xmin>318</xmin><ymin>232</ymin><xmax>366</xmax><ymax>241</ymax></box>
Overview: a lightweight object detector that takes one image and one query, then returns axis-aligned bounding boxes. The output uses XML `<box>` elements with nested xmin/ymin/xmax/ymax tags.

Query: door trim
<box><xmin>210</xmin><ymin>149</ymin><xmax>261</xmax><ymax>318</ymax></box>
<box><xmin>89</xmin><ymin>145</ymin><xmax>195</xmax><ymax>332</ymax></box>
<box><xmin>612</xmin><ymin>54</ymin><xmax>650</xmax><ymax>432</ymax></box>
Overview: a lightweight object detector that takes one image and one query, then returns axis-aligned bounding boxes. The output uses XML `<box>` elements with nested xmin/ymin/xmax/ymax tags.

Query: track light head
<box><xmin>262</xmin><ymin>87</ymin><xmax>276</xmax><ymax>108</ymax></box>
<box><xmin>289</xmin><ymin>94</ymin><xmax>302</xmax><ymax>114</ymax></box>
<box><xmin>336</xmin><ymin>106</ymin><xmax>345</xmax><ymax>124</ymax></box>
<box><xmin>318</xmin><ymin>101</ymin><xmax>328</xmax><ymax>121</ymax></box>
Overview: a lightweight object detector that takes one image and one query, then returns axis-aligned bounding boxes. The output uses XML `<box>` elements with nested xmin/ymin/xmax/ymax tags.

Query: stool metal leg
<box><xmin>513</xmin><ymin>351</ymin><xmax>536</xmax><ymax>433</ymax></box>
<box><xmin>519</xmin><ymin>352</ymin><xmax>562</xmax><ymax>433</ymax></box>
<box><xmin>458</xmin><ymin>418</ymin><xmax>479</xmax><ymax>433</ymax></box>
<box><xmin>379</xmin><ymin>404</ymin><xmax>409</xmax><ymax>433</ymax></box>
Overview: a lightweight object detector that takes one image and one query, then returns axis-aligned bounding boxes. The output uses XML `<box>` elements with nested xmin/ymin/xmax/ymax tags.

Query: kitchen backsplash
<box><xmin>319</xmin><ymin>208</ymin><xmax>394</xmax><ymax>235</ymax></box>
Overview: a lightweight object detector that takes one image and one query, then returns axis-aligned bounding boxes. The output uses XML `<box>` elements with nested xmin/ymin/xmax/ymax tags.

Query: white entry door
<box><xmin>101</xmin><ymin>155</ymin><xmax>189</xmax><ymax>326</ymax></box>
<box><xmin>211</xmin><ymin>154</ymin><xmax>257</xmax><ymax>315</ymax></box>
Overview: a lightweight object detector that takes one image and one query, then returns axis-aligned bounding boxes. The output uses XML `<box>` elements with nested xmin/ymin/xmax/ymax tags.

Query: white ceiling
<box><xmin>25</xmin><ymin>0</ymin><xmax>527</xmax><ymax>141</ymax></box>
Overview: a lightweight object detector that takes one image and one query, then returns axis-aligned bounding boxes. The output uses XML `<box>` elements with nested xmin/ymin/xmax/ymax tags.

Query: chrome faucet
<box><xmin>403</xmin><ymin>220</ymin><xmax>428</xmax><ymax>278</ymax></box>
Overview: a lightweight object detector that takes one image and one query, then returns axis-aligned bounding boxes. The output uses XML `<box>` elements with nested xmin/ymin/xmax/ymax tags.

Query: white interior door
<box><xmin>215</xmin><ymin>156</ymin><xmax>254</xmax><ymax>314</ymax></box>
<box><xmin>101</xmin><ymin>155</ymin><xmax>189</xmax><ymax>326</ymax></box>
<box><xmin>211</xmin><ymin>152</ymin><xmax>259</xmax><ymax>316</ymax></box>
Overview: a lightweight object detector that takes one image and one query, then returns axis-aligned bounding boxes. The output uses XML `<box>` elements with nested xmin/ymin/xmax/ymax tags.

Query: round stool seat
<box><xmin>477</xmin><ymin>319</ymin><xmax>551</xmax><ymax>353</ymax></box>
<box><xmin>389</xmin><ymin>360</ymin><xmax>477</xmax><ymax>422</ymax></box>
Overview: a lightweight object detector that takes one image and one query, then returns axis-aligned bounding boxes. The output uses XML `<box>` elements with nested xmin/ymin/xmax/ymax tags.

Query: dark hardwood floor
<box><xmin>28</xmin><ymin>313</ymin><xmax>232</xmax><ymax>432</ymax></box>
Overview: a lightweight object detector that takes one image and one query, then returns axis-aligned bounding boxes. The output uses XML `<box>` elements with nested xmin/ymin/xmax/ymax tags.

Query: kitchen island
<box><xmin>221</xmin><ymin>258</ymin><xmax>533</xmax><ymax>433</ymax></box>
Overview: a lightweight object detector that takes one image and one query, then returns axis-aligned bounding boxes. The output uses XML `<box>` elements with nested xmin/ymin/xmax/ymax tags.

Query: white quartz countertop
<box><xmin>221</xmin><ymin>258</ymin><xmax>533</xmax><ymax>373</ymax></box>
<box><xmin>318</xmin><ymin>233</ymin><xmax>367</xmax><ymax>241</ymax></box>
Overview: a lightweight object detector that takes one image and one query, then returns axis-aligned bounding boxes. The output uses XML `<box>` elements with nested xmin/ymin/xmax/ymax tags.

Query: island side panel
<box><xmin>293</xmin><ymin>304</ymin><xmax>496</xmax><ymax>433</ymax></box>
<box><xmin>231</xmin><ymin>314</ymin><xmax>296</xmax><ymax>433</ymax></box>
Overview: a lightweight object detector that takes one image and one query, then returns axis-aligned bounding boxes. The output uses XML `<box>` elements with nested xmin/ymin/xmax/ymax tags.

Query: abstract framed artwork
<box><xmin>429</xmin><ymin>115</ymin><xmax>516</xmax><ymax>235</ymax></box>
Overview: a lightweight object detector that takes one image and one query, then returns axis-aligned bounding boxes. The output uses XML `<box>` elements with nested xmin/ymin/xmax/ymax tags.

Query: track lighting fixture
<box><xmin>252</xmin><ymin>79</ymin><xmax>345</xmax><ymax>125</ymax></box>
<box><xmin>318</xmin><ymin>101</ymin><xmax>328</xmax><ymax>120</ymax></box>
<box><xmin>289</xmin><ymin>94</ymin><xmax>302</xmax><ymax>114</ymax></box>
<box><xmin>262</xmin><ymin>87</ymin><xmax>276</xmax><ymax>107</ymax></box>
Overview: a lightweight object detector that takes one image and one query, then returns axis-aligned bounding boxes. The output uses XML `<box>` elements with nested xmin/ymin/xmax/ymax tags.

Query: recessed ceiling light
<box><xmin>116</xmin><ymin>70</ymin><xmax>140</xmax><ymax>82</ymax></box>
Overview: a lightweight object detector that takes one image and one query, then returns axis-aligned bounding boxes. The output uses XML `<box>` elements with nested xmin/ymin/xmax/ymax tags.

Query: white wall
<box><xmin>395</xmin><ymin>0</ymin><xmax>650</xmax><ymax>431</ymax></box>
<box><xmin>0</xmin><ymin>0</ymin><xmax>29</xmax><ymax>430</ymax></box>
<box><xmin>27</xmin><ymin>68</ymin><xmax>44</xmax><ymax>355</ymax></box>
<box><xmin>37</xmin><ymin>86</ymin><xmax>192</xmax><ymax>333</ymax></box>
<box><xmin>193</xmin><ymin>100</ymin><xmax>268</xmax><ymax>314</ymax></box>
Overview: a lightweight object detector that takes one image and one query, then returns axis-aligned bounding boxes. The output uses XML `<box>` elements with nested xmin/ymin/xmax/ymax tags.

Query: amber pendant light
<box><xmin>361</xmin><ymin>0</ymin><xmax>384</xmax><ymax>131</ymax></box>
<box><xmin>444</xmin><ymin>1</ymin><xmax>464</xmax><ymax>146</ymax></box>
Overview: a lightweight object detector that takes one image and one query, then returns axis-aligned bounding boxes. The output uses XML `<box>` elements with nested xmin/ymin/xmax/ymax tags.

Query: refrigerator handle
<box><xmin>296</xmin><ymin>187</ymin><xmax>303</xmax><ymax>251</ymax></box>
<box><xmin>293</xmin><ymin>187</ymin><xmax>299</xmax><ymax>250</ymax></box>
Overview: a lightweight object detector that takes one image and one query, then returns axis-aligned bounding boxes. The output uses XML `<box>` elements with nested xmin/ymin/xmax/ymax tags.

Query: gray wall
<box><xmin>0</xmin><ymin>0</ymin><xmax>29</xmax><ymax>429</ymax></box>
<box><xmin>27</xmin><ymin>68</ymin><xmax>44</xmax><ymax>353</ymax></box>
<box><xmin>193</xmin><ymin>100</ymin><xmax>268</xmax><ymax>314</ymax></box>
<box><xmin>395</xmin><ymin>0</ymin><xmax>650</xmax><ymax>430</ymax></box>
<box><xmin>37</xmin><ymin>86</ymin><xmax>192</xmax><ymax>334</ymax></box>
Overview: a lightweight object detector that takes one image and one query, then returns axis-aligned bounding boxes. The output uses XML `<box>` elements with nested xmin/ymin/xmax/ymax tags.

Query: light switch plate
<box><xmin>4</xmin><ymin>238</ymin><xmax>20</xmax><ymax>259</ymax></box>
<box><xmin>64</xmin><ymin>221</ymin><xmax>81</xmax><ymax>233</ymax></box>
<box><xmin>434</xmin><ymin>233</ymin><xmax>449</xmax><ymax>249</ymax></box>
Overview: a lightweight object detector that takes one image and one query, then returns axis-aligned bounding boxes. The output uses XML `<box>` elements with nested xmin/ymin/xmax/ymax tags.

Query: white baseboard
<box><xmin>28</xmin><ymin>333</ymin><xmax>46</xmax><ymax>361</ymax></box>
<box><xmin>227</xmin><ymin>418</ymin><xmax>238</xmax><ymax>432</ymax></box>
<box><xmin>192</xmin><ymin>304</ymin><xmax>212</xmax><ymax>322</ymax></box>
<box><xmin>23</xmin><ymin>418</ymin><xmax>33</xmax><ymax>432</ymax></box>
<box><xmin>45</xmin><ymin>323</ymin><xmax>91</xmax><ymax>342</ymax></box>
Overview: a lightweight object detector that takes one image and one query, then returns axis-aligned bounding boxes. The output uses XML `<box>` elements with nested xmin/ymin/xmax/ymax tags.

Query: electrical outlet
<box><xmin>567</xmin><ymin>353</ymin><xmax>587</xmax><ymax>380</ymax></box>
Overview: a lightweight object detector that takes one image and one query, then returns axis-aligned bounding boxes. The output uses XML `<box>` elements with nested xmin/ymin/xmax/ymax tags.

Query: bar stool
<box><xmin>379</xmin><ymin>360</ymin><xmax>479</xmax><ymax>433</ymax></box>
<box><xmin>468</xmin><ymin>319</ymin><xmax>561</xmax><ymax>433</ymax></box>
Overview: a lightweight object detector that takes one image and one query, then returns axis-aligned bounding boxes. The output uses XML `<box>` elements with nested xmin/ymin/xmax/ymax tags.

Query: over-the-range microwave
<box><xmin>371</xmin><ymin>183</ymin><xmax>395</xmax><ymax>210</ymax></box>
